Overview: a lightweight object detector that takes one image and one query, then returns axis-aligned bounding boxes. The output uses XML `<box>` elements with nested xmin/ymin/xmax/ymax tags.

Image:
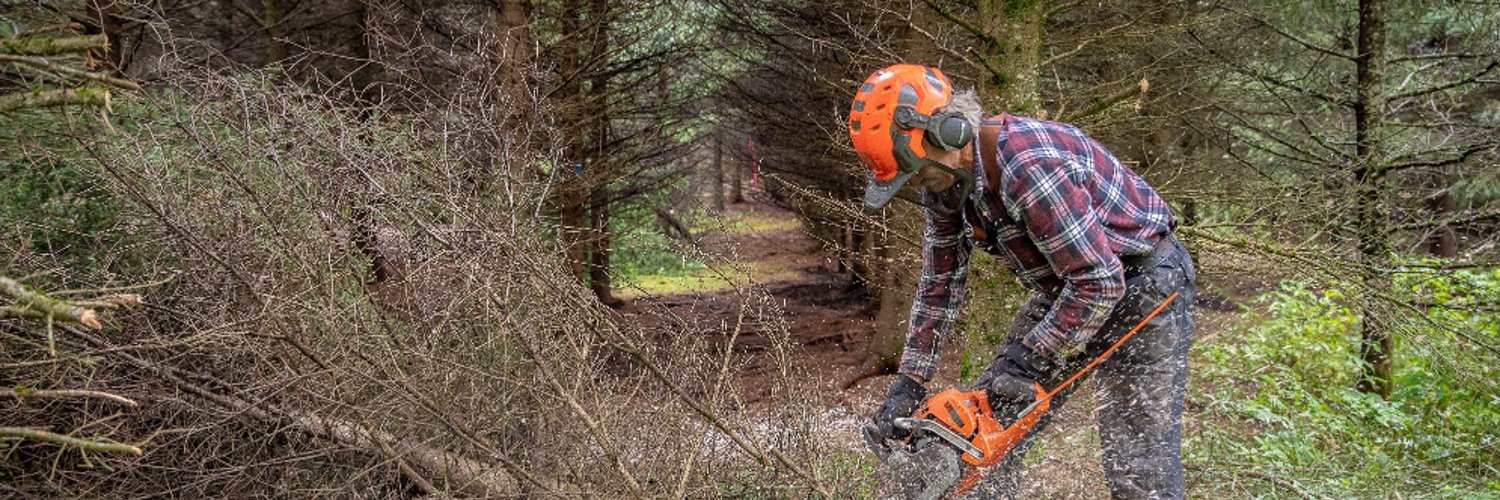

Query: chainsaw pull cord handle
<box><xmin>1013</xmin><ymin>290</ymin><xmax>1180</xmax><ymax>419</ymax></box>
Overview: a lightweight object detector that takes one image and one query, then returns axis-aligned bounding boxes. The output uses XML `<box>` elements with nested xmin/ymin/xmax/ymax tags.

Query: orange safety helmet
<box><xmin>849</xmin><ymin>64</ymin><xmax>974</xmax><ymax>209</ymax></box>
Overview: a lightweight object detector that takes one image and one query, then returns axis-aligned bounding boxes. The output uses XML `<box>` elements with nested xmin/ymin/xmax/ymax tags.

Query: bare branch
<box><xmin>920</xmin><ymin>0</ymin><xmax>994</xmax><ymax>47</ymax></box>
<box><xmin>3</xmin><ymin>387</ymin><xmax>139</xmax><ymax>407</ymax></box>
<box><xmin>1388</xmin><ymin>60</ymin><xmax>1499</xmax><ymax>101</ymax></box>
<box><xmin>0</xmin><ymin>426</ymin><xmax>142</xmax><ymax>455</ymax></box>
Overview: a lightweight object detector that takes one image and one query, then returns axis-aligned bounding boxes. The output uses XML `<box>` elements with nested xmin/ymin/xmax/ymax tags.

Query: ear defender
<box><xmin>929</xmin><ymin>110</ymin><xmax>973</xmax><ymax>151</ymax></box>
<box><xmin>893</xmin><ymin>105</ymin><xmax>973</xmax><ymax>152</ymax></box>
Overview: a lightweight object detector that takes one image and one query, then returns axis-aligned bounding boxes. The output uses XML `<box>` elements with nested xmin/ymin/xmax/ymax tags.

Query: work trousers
<box><xmin>966</xmin><ymin>237</ymin><xmax>1196</xmax><ymax>500</ymax></box>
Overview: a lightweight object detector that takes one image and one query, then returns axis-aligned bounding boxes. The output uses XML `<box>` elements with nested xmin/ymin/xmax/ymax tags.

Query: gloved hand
<box><xmin>872</xmin><ymin>373</ymin><xmax>927</xmax><ymax>440</ymax></box>
<box><xmin>985</xmin><ymin>343</ymin><xmax>1055</xmax><ymax>423</ymax></box>
<box><xmin>985</xmin><ymin>372</ymin><xmax>1036</xmax><ymax>425</ymax></box>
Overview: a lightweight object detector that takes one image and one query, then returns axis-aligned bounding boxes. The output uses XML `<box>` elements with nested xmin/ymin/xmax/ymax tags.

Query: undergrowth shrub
<box><xmin>1192</xmin><ymin>275</ymin><xmax>1500</xmax><ymax>497</ymax></box>
<box><xmin>613</xmin><ymin>201</ymin><xmax>705</xmax><ymax>279</ymax></box>
<box><xmin>0</xmin><ymin>117</ymin><xmax>126</xmax><ymax>284</ymax></box>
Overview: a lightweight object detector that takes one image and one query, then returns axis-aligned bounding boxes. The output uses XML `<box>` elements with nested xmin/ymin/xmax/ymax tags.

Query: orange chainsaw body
<box><xmin>910</xmin><ymin>383</ymin><xmax>1050</xmax><ymax>467</ymax></box>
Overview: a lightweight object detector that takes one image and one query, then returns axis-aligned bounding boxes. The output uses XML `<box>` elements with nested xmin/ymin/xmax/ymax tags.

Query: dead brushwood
<box><xmin>2</xmin><ymin>20</ymin><xmax>841</xmax><ymax>498</ymax></box>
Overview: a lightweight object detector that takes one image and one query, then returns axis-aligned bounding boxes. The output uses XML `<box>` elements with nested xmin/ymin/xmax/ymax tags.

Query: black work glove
<box><xmin>985</xmin><ymin>343</ymin><xmax>1056</xmax><ymax>424</ymax></box>
<box><xmin>873</xmin><ymin>373</ymin><xmax>927</xmax><ymax>440</ymax></box>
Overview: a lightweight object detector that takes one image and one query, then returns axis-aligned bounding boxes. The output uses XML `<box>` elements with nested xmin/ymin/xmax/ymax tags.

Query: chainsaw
<box><xmin>863</xmin><ymin>290</ymin><xmax>1179</xmax><ymax>497</ymax></box>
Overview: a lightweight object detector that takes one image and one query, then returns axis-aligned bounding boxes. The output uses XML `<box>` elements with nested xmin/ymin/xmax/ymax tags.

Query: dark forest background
<box><xmin>1</xmin><ymin>0</ymin><xmax>1497</xmax><ymax>497</ymax></box>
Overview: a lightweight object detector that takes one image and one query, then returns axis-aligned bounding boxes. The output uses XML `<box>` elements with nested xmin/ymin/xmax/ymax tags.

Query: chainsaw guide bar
<box><xmin>894</xmin><ymin>417</ymin><xmax>983</xmax><ymax>458</ymax></box>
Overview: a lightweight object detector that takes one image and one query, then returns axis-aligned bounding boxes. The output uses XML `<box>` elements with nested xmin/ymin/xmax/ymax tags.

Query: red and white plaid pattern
<box><xmin>900</xmin><ymin>114</ymin><xmax>1176</xmax><ymax>381</ymax></box>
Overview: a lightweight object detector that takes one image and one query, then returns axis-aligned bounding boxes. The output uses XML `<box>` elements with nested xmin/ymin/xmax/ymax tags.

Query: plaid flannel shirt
<box><xmin>900</xmin><ymin>114</ymin><xmax>1176</xmax><ymax>381</ymax></box>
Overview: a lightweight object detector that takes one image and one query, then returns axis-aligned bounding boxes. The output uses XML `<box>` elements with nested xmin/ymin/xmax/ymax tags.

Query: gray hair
<box><xmin>945</xmin><ymin>88</ymin><xmax>985</xmax><ymax>131</ymax></box>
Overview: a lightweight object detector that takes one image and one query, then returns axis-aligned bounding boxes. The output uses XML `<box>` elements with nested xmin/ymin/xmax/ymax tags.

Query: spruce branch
<box><xmin>0</xmin><ymin>276</ymin><xmax>102</xmax><ymax>329</ymax></box>
<box><xmin>0</xmin><ymin>53</ymin><xmax>141</xmax><ymax>91</ymax></box>
<box><xmin>0</xmin><ymin>34</ymin><xmax>107</xmax><ymax>56</ymax></box>
<box><xmin>0</xmin><ymin>86</ymin><xmax>110</xmax><ymax>113</ymax></box>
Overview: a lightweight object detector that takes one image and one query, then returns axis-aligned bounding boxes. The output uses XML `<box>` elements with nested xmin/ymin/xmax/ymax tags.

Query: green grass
<box><xmin>716</xmin><ymin>208</ymin><xmax>804</xmax><ymax>233</ymax></box>
<box><xmin>627</xmin><ymin>270</ymin><xmax>732</xmax><ymax>295</ymax></box>
<box><xmin>615</xmin><ymin>206</ymin><xmax>808</xmax><ymax>296</ymax></box>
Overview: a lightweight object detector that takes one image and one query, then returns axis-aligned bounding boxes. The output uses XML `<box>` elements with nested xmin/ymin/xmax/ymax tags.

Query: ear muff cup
<box><xmin>893</xmin><ymin>105</ymin><xmax>973</xmax><ymax>152</ymax></box>
<box><xmin>927</xmin><ymin>110</ymin><xmax>973</xmax><ymax>152</ymax></box>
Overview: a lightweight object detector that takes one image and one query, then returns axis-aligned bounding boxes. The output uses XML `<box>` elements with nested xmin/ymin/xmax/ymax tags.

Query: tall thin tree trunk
<box><xmin>731</xmin><ymin>139</ymin><xmax>744</xmax><ymax>203</ymax></box>
<box><xmin>88</xmin><ymin>0</ymin><xmax>126</xmax><ymax>74</ymax></box>
<box><xmin>1425</xmin><ymin>185</ymin><xmax>1458</xmax><ymax>258</ymax></box>
<box><xmin>263</xmin><ymin>0</ymin><xmax>287</xmax><ymax>67</ymax></box>
<box><xmin>849</xmin><ymin>2</ymin><xmax>1044</xmax><ymax>387</ymax></box>
<box><xmin>843</xmin><ymin>221</ymin><xmax>910</xmax><ymax>388</ymax></box>
<box><xmin>493</xmin><ymin>0</ymin><xmax>533</xmax><ymax>183</ymax></box>
<box><xmin>973</xmin><ymin>0</ymin><xmax>1044</xmax><ymax>113</ymax></box>
<box><xmin>343</xmin><ymin>0</ymin><xmax>391</xmax><ymax>297</ymax></box>
<box><xmin>348</xmin><ymin>0</ymin><xmax>377</xmax><ymax>110</ymax></box>
<box><xmin>1353</xmin><ymin>0</ymin><xmax>1392</xmax><ymax>399</ymax></box>
<box><xmin>561</xmin><ymin>204</ymin><xmax>587</xmax><ymax>280</ymax></box>
<box><xmin>557</xmin><ymin>0</ymin><xmax>587</xmax><ymax>281</ymax></box>
<box><xmin>496</xmin><ymin>0</ymin><xmax>532</xmax><ymax>100</ymax></box>
<box><xmin>589</xmin><ymin>183</ymin><xmax>616</xmax><ymax>306</ymax></box>
<box><xmin>850</xmin><ymin>225</ymin><xmax>870</xmax><ymax>289</ymax></box>
<box><xmin>957</xmin><ymin>0</ymin><xmax>1042</xmax><ymax>381</ymax></box>
<box><xmin>712</xmin><ymin>134</ymin><xmax>725</xmax><ymax>212</ymax></box>
<box><xmin>585</xmin><ymin>0</ymin><xmax>615</xmax><ymax>304</ymax></box>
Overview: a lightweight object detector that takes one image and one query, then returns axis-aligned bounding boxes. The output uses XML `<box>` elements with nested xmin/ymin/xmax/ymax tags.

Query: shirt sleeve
<box><xmin>1003</xmin><ymin>155</ymin><xmax>1126</xmax><ymax>361</ymax></box>
<box><xmin>899</xmin><ymin>189</ymin><xmax>974</xmax><ymax>381</ymax></box>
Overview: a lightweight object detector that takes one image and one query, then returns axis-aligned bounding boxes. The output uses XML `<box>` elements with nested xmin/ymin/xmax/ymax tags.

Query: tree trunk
<box><xmin>589</xmin><ymin>183</ymin><xmax>617</xmax><ymax>306</ymax></box>
<box><xmin>557</xmin><ymin>0</ymin><xmax>587</xmax><ymax>281</ymax></box>
<box><xmin>1425</xmin><ymin>185</ymin><xmax>1458</xmax><ymax>258</ymax></box>
<box><xmin>972</xmin><ymin>0</ymin><xmax>1044</xmax><ymax>113</ymax></box>
<box><xmin>560</xmin><ymin>204</ymin><xmax>587</xmax><ymax>280</ymax></box>
<box><xmin>731</xmin><ymin>138</ymin><xmax>744</xmax><ymax>203</ymax></box>
<box><xmin>903</xmin><ymin>0</ymin><xmax>1044</xmax><ymax>385</ymax></box>
<box><xmin>584</xmin><ymin>0</ymin><xmax>615</xmax><ymax>304</ymax></box>
<box><xmin>496</xmin><ymin>0</ymin><xmax>532</xmax><ymax>99</ymax></box>
<box><xmin>837</xmin><ymin>223</ymin><xmax>850</xmax><ymax>274</ymax></box>
<box><xmin>843</xmin><ymin>218</ymin><xmax>915</xmax><ymax>389</ymax></box>
<box><xmin>871</xmin><ymin>227</ymin><xmax>914</xmax><ymax>370</ymax></box>
<box><xmin>1353</xmin><ymin>0</ymin><xmax>1392</xmax><ymax>399</ymax></box>
<box><xmin>712</xmin><ymin>134</ymin><xmax>725</xmax><ymax>212</ymax></box>
<box><xmin>493</xmin><ymin>0</ymin><xmax>533</xmax><ymax>181</ymax></box>
<box><xmin>851</xmin><ymin>2</ymin><xmax>1045</xmax><ymax>385</ymax></box>
<box><xmin>347</xmin><ymin>0</ymin><xmax>377</xmax><ymax>109</ymax></box>
<box><xmin>88</xmin><ymin>0</ymin><xmax>126</xmax><ymax>74</ymax></box>
<box><xmin>263</xmin><ymin>0</ymin><xmax>287</xmax><ymax>67</ymax></box>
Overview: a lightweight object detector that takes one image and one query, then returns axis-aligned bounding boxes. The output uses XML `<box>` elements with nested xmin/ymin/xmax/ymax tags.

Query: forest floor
<box><xmin>612</xmin><ymin>196</ymin><xmax>1257</xmax><ymax>497</ymax></box>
